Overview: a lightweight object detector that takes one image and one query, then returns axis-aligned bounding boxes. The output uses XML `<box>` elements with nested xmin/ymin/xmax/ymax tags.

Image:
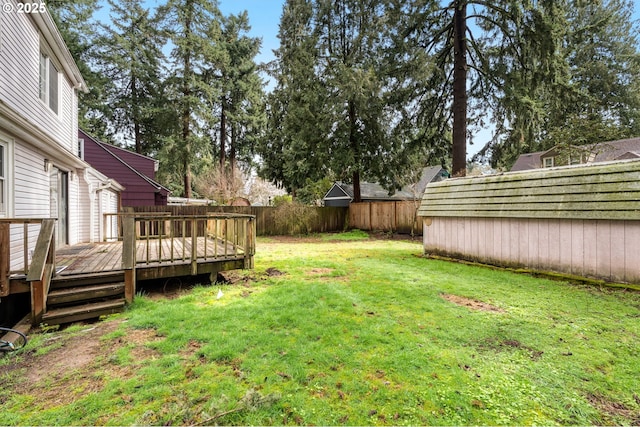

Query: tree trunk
<box><xmin>182</xmin><ymin>11</ymin><xmax>193</xmax><ymax>198</ymax></box>
<box><xmin>220</xmin><ymin>102</ymin><xmax>226</xmax><ymax>170</ymax></box>
<box><xmin>230</xmin><ymin>123</ymin><xmax>236</xmax><ymax>181</ymax></box>
<box><xmin>352</xmin><ymin>170</ymin><xmax>361</xmax><ymax>203</ymax></box>
<box><xmin>132</xmin><ymin>75</ymin><xmax>142</xmax><ymax>154</ymax></box>
<box><xmin>452</xmin><ymin>0</ymin><xmax>467</xmax><ymax>177</ymax></box>
<box><xmin>348</xmin><ymin>100</ymin><xmax>362</xmax><ymax>202</ymax></box>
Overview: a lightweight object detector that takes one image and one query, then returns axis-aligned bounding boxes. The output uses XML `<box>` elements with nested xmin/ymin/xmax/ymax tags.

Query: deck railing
<box><xmin>25</xmin><ymin>220</ymin><xmax>56</xmax><ymax>325</ymax></box>
<box><xmin>121</xmin><ymin>213</ymin><xmax>256</xmax><ymax>302</ymax></box>
<box><xmin>0</xmin><ymin>218</ymin><xmax>52</xmax><ymax>297</ymax></box>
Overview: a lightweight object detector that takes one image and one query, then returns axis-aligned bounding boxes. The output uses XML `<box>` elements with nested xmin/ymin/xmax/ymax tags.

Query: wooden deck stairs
<box><xmin>43</xmin><ymin>272</ymin><xmax>126</xmax><ymax>325</ymax></box>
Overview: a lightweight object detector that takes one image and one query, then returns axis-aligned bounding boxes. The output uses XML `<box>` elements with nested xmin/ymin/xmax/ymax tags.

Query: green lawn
<box><xmin>1</xmin><ymin>234</ymin><xmax>639</xmax><ymax>425</ymax></box>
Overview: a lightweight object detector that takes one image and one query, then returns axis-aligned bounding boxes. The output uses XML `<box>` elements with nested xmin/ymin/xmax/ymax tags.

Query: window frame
<box><xmin>0</xmin><ymin>134</ymin><xmax>14</xmax><ymax>218</ymax></box>
<box><xmin>38</xmin><ymin>47</ymin><xmax>60</xmax><ymax>114</ymax></box>
<box><xmin>542</xmin><ymin>157</ymin><xmax>554</xmax><ymax>168</ymax></box>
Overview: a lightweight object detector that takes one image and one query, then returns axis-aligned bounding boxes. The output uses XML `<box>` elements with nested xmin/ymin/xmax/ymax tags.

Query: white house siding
<box><xmin>67</xmin><ymin>170</ymin><xmax>80</xmax><ymax>245</ymax></box>
<box><xmin>0</xmin><ymin>2</ymin><xmax>99</xmax><ymax>272</ymax></box>
<box><xmin>76</xmin><ymin>173</ymin><xmax>92</xmax><ymax>243</ymax></box>
<box><xmin>0</xmin><ymin>2</ymin><xmax>77</xmax><ymax>153</ymax></box>
<box><xmin>102</xmin><ymin>189</ymin><xmax>119</xmax><ymax>240</ymax></box>
<box><xmin>6</xmin><ymin>141</ymin><xmax>49</xmax><ymax>270</ymax></box>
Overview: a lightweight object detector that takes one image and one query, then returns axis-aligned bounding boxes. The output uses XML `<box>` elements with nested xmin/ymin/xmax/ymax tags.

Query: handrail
<box><xmin>25</xmin><ymin>219</ymin><xmax>56</xmax><ymax>325</ymax></box>
<box><xmin>121</xmin><ymin>213</ymin><xmax>256</xmax><ymax>302</ymax></box>
<box><xmin>0</xmin><ymin>218</ymin><xmax>52</xmax><ymax>297</ymax></box>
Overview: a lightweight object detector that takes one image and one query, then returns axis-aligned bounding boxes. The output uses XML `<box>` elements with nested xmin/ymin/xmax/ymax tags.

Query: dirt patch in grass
<box><xmin>217</xmin><ymin>268</ymin><xmax>284</xmax><ymax>285</ymax></box>
<box><xmin>307</xmin><ymin>268</ymin><xmax>334</xmax><ymax>275</ymax></box>
<box><xmin>441</xmin><ymin>293</ymin><xmax>505</xmax><ymax>313</ymax></box>
<box><xmin>480</xmin><ymin>337</ymin><xmax>545</xmax><ymax>360</ymax></box>
<box><xmin>22</xmin><ymin>320</ymin><xmax>122</xmax><ymax>384</ymax></box>
<box><xmin>587</xmin><ymin>393</ymin><xmax>640</xmax><ymax>425</ymax></box>
<box><xmin>2</xmin><ymin>319</ymin><xmax>164</xmax><ymax>410</ymax></box>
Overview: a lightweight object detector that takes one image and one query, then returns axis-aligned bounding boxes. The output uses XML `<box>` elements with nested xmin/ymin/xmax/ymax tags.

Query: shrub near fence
<box><xmin>131</xmin><ymin>205</ymin><xmax>348</xmax><ymax>236</ymax></box>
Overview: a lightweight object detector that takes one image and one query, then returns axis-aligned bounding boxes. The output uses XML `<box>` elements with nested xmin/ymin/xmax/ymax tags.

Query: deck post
<box><xmin>191</xmin><ymin>218</ymin><xmax>197</xmax><ymax>275</ymax></box>
<box><xmin>0</xmin><ymin>223</ymin><xmax>9</xmax><ymax>297</ymax></box>
<box><xmin>122</xmin><ymin>215</ymin><xmax>136</xmax><ymax>303</ymax></box>
<box><xmin>244</xmin><ymin>217</ymin><xmax>255</xmax><ymax>269</ymax></box>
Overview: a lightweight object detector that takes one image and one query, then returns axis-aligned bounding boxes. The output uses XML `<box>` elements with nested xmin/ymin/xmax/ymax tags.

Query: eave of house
<box><xmin>0</xmin><ymin>100</ymin><xmax>88</xmax><ymax>169</ymax></box>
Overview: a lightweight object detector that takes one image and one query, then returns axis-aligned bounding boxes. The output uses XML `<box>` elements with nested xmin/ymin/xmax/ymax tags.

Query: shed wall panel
<box><xmin>423</xmin><ymin>217</ymin><xmax>640</xmax><ymax>285</ymax></box>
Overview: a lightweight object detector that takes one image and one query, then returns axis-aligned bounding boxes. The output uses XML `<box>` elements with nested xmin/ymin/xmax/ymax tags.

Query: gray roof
<box><xmin>510</xmin><ymin>151</ymin><xmax>545</xmax><ymax>171</ymax></box>
<box><xmin>510</xmin><ymin>137</ymin><xmax>640</xmax><ymax>171</ymax></box>
<box><xmin>324</xmin><ymin>166</ymin><xmax>448</xmax><ymax>202</ymax></box>
<box><xmin>592</xmin><ymin>137</ymin><xmax>640</xmax><ymax>162</ymax></box>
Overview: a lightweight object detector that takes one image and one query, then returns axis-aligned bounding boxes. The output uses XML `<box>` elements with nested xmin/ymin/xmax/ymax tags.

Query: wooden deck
<box><xmin>54</xmin><ymin>236</ymin><xmax>246</xmax><ymax>276</ymax></box>
<box><xmin>1</xmin><ymin>214</ymin><xmax>256</xmax><ymax>325</ymax></box>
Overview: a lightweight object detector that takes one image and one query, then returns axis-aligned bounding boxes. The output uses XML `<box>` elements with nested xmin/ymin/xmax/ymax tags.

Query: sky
<box><xmin>96</xmin><ymin>0</ymin><xmax>284</xmax><ymax>66</ymax></box>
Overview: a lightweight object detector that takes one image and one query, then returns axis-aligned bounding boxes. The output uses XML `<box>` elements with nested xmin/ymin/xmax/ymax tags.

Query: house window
<box><xmin>39</xmin><ymin>51</ymin><xmax>59</xmax><ymax>114</ymax></box>
<box><xmin>542</xmin><ymin>157</ymin><xmax>554</xmax><ymax>168</ymax></box>
<box><xmin>78</xmin><ymin>138</ymin><xmax>84</xmax><ymax>159</ymax></box>
<box><xmin>568</xmin><ymin>154</ymin><xmax>582</xmax><ymax>165</ymax></box>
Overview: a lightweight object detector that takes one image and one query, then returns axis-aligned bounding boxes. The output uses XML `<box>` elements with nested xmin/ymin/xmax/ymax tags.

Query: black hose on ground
<box><xmin>0</xmin><ymin>326</ymin><xmax>28</xmax><ymax>351</ymax></box>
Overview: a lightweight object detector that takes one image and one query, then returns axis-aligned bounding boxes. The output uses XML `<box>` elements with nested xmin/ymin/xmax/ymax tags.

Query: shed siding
<box><xmin>420</xmin><ymin>160</ymin><xmax>640</xmax><ymax>284</ymax></box>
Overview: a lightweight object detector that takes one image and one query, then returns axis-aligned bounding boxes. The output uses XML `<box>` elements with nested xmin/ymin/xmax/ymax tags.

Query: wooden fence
<box><xmin>349</xmin><ymin>201</ymin><xmax>422</xmax><ymax>235</ymax></box>
<box><xmin>129</xmin><ymin>205</ymin><xmax>348</xmax><ymax>236</ymax></box>
<box><xmin>418</xmin><ymin>160</ymin><xmax>640</xmax><ymax>284</ymax></box>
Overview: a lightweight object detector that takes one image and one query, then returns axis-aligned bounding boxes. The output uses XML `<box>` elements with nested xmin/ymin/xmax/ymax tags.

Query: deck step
<box><xmin>42</xmin><ymin>299</ymin><xmax>126</xmax><ymax>325</ymax></box>
<box><xmin>48</xmin><ymin>282</ymin><xmax>125</xmax><ymax>305</ymax></box>
<box><xmin>50</xmin><ymin>271</ymin><xmax>125</xmax><ymax>289</ymax></box>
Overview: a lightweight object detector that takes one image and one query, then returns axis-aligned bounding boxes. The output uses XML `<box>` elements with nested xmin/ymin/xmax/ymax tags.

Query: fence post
<box><xmin>122</xmin><ymin>215</ymin><xmax>136</xmax><ymax>303</ymax></box>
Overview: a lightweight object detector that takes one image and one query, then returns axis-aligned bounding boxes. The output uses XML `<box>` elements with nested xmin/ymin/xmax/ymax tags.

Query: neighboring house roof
<box><xmin>591</xmin><ymin>137</ymin><xmax>640</xmax><ymax>162</ymax></box>
<box><xmin>511</xmin><ymin>137</ymin><xmax>640</xmax><ymax>171</ymax></box>
<box><xmin>510</xmin><ymin>151</ymin><xmax>545</xmax><ymax>172</ymax></box>
<box><xmin>80</xmin><ymin>129</ymin><xmax>170</xmax><ymax>206</ymax></box>
<box><xmin>84</xmin><ymin>167</ymin><xmax>125</xmax><ymax>193</ymax></box>
<box><xmin>98</xmin><ymin>142</ymin><xmax>158</xmax><ymax>179</ymax></box>
<box><xmin>323</xmin><ymin>166</ymin><xmax>448</xmax><ymax>203</ymax></box>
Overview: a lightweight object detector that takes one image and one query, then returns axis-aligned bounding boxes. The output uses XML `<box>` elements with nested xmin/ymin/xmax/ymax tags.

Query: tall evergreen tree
<box><xmin>259</xmin><ymin>0</ymin><xmax>330</xmax><ymax>195</ymax></box>
<box><xmin>98</xmin><ymin>0</ymin><xmax>169</xmax><ymax>155</ymax></box>
<box><xmin>205</xmin><ymin>12</ymin><xmax>265</xmax><ymax>175</ymax></box>
<box><xmin>482</xmin><ymin>0</ymin><xmax>640</xmax><ymax>168</ymax></box>
<box><xmin>161</xmin><ymin>0</ymin><xmax>222</xmax><ymax>198</ymax></box>
<box><xmin>406</xmin><ymin>0</ymin><xmax>564</xmax><ymax>176</ymax></box>
<box><xmin>262</xmin><ymin>0</ymin><xmax>433</xmax><ymax>200</ymax></box>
